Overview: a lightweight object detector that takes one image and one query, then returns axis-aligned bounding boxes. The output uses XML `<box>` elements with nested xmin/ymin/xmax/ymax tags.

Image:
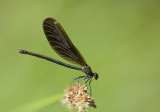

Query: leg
<box><xmin>89</xmin><ymin>78</ymin><xmax>92</xmax><ymax>95</ymax></box>
<box><xmin>84</xmin><ymin>78</ymin><xmax>90</xmax><ymax>88</ymax></box>
<box><xmin>85</xmin><ymin>78</ymin><xmax>90</xmax><ymax>84</ymax></box>
<box><xmin>78</xmin><ymin>79</ymin><xmax>79</xmax><ymax>88</ymax></box>
<box><xmin>83</xmin><ymin>77</ymin><xmax>88</xmax><ymax>85</ymax></box>
<box><xmin>71</xmin><ymin>76</ymin><xmax>87</xmax><ymax>88</ymax></box>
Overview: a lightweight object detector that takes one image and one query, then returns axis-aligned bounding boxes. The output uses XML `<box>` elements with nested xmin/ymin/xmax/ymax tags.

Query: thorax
<box><xmin>82</xmin><ymin>65</ymin><xmax>93</xmax><ymax>77</ymax></box>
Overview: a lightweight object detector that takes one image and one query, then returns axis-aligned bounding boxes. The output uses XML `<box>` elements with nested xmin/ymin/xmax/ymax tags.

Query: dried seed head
<box><xmin>61</xmin><ymin>84</ymin><xmax>96</xmax><ymax>112</ymax></box>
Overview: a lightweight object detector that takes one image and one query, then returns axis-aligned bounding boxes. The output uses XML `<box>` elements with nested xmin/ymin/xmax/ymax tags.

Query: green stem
<box><xmin>13</xmin><ymin>93</ymin><xmax>64</xmax><ymax>112</ymax></box>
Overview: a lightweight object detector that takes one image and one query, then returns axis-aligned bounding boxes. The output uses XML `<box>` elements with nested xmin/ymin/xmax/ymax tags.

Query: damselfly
<box><xmin>19</xmin><ymin>18</ymin><xmax>98</xmax><ymax>93</ymax></box>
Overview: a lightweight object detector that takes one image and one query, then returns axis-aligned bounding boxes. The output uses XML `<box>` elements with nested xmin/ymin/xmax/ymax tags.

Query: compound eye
<box><xmin>94</xmin><ymin>73</ymin><xmax>98</xmax><ymax>80</ymax></box>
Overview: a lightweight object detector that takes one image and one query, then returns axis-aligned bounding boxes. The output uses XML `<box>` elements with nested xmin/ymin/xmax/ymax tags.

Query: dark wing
<box><xmin>43</xmin><ymin>18</ymin><xmax>87</xmax><ymax>66</ymax></box>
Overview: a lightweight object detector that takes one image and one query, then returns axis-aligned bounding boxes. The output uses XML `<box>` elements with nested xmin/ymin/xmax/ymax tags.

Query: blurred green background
<box><xmin>0</xmin><ymin>0</ymin><xmax>160</xmax><ymax>112</ymax></box>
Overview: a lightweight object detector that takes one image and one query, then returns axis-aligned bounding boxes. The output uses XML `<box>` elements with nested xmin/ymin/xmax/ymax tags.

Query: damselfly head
<box><xmin>93</xmin><ymin>73</ymin><xmax>98</xmax><ymax>80</ymax></box>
